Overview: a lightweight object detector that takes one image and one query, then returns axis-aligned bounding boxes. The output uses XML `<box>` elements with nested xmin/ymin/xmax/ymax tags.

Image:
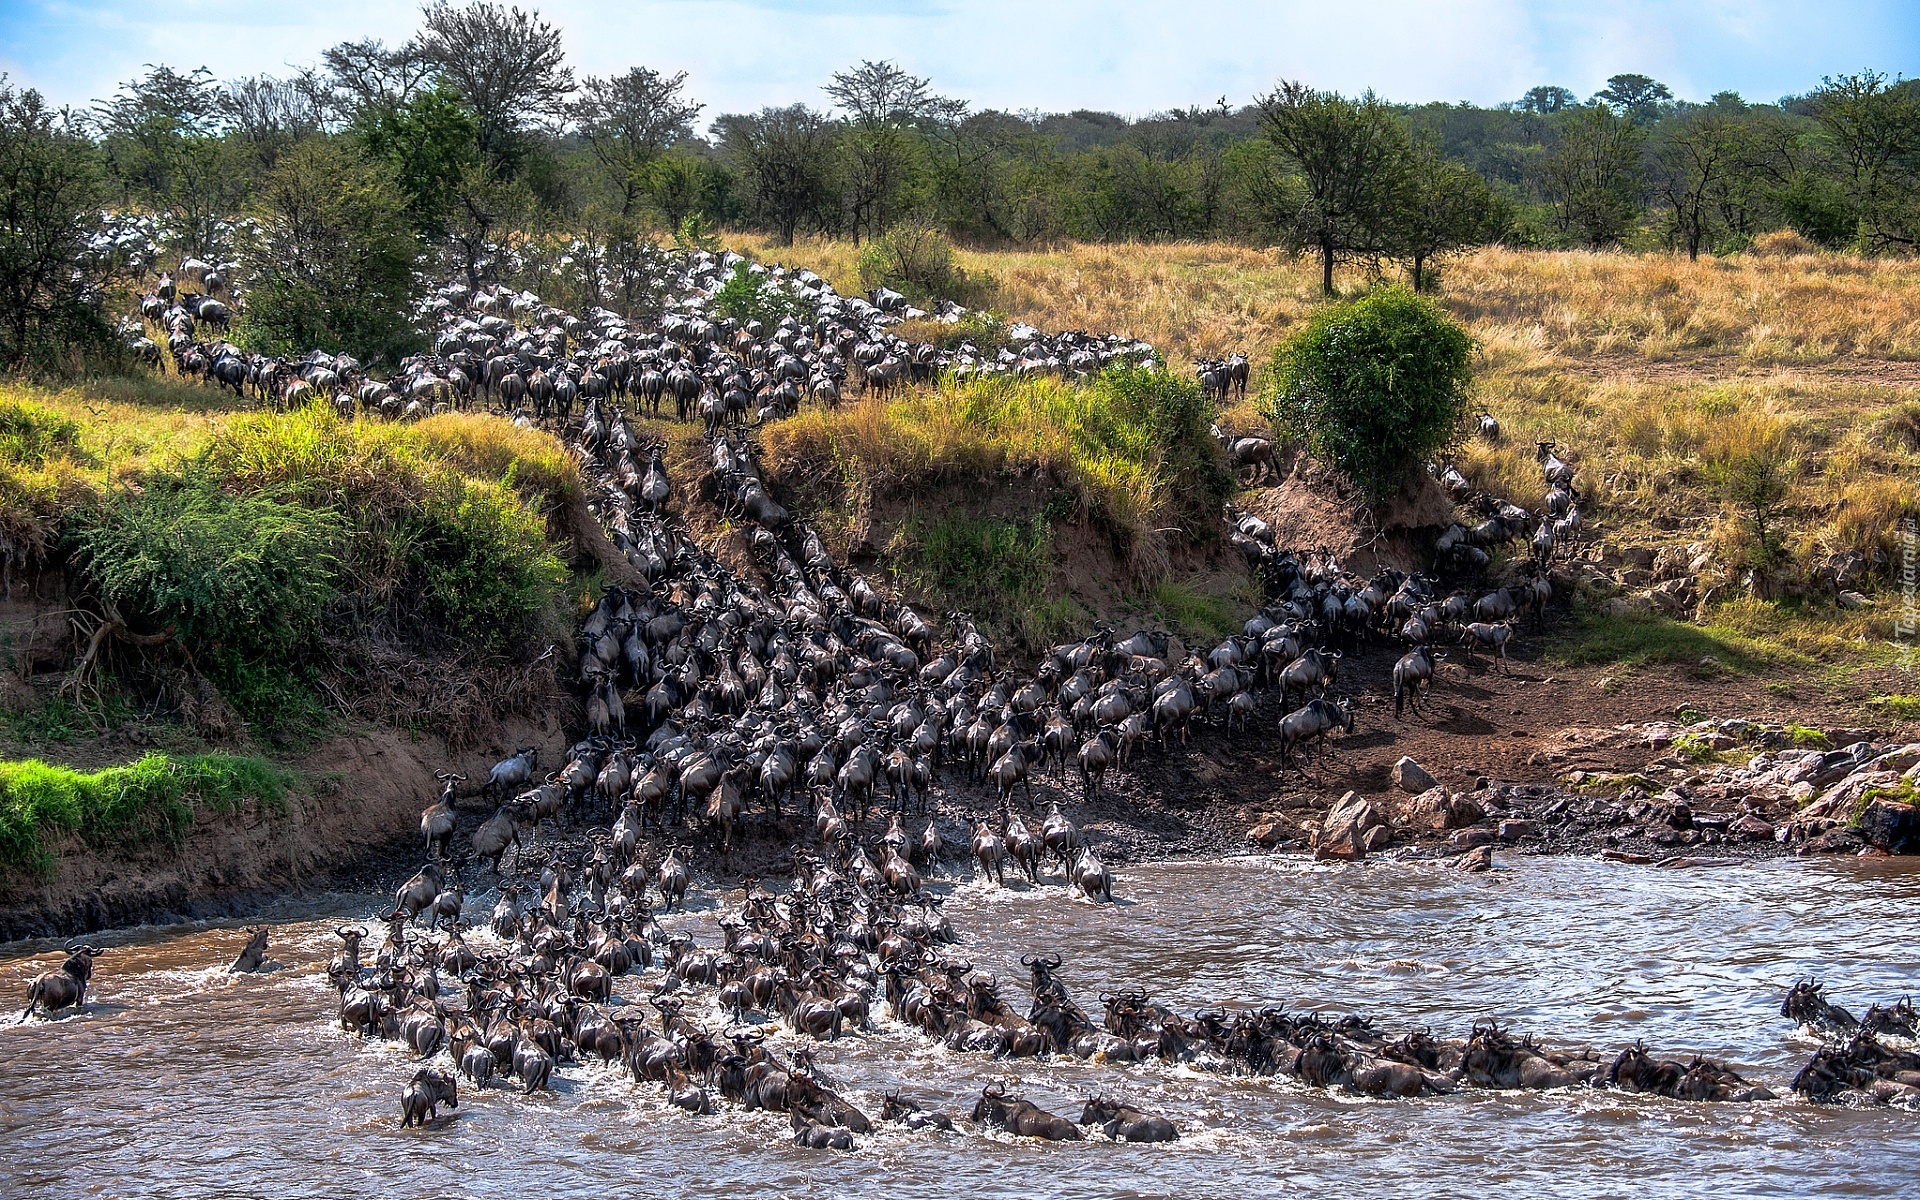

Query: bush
<box><xmin>0</xmin><ymin>398</ymin><xmax>80</xmax><ymax>466</ymax></box>
<box><xmin>69</xmin><ymin>476</ymin><xmax>343</xmax><ymax>662</ymax></box>
<box><xmin>857</xmin><ymin>221</ymin><xmax>996</xmax><ymax>308</ymax></box>
<box><xmin>711</xmin><ymin>261</ymin><xmax>813</xmax><ymax>327</ymax></box>
<box><xmin>239</xmin><ymin>138</ymin><xmax>423</xmax><ymax>364</ymax></box>
<box><xmin>1260</xmin><ymin>287</ymin><xmax>1474</xmax><ymax>498</ymax></box>
<box><xmin>0</xmin><ymin>752</ymin><xmax>293</xmax><ymax>871</ymax></box>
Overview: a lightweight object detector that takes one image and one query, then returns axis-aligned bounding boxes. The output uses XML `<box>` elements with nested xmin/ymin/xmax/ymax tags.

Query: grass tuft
<box><xmin>0</xmin><ymin>752</ymin><xmax>295</xmax><ymax>872</ymax></box>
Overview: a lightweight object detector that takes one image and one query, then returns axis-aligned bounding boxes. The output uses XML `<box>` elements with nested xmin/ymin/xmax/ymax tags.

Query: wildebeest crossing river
<box><xmin>4</xmin><ymin>854</ymin><xmax>1917</xmax><ymax>1199</ymax></box>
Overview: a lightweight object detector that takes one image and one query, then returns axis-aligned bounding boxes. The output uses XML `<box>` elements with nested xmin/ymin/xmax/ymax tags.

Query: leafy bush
<box><xmin>0</xmin><ymin>752</ymin><xmax>294</xmax><ymax>871</ymax></box>
<box><xmin>857</xmin><ymin>221</ymin><xmax>996</xmax><ymax>308</ymax></box>
<box><xmin>1260</xmin><ymin>287</ymin><xmax>1474</xmax><ymax>497</ymax></box>
<box><xmin>239</xmin><ymin>138</ymin><xmax>423</xmax><ymax>364</ymax></box>
<box><xmin>414</xmin><ymin>476</ymin><xmax>569</xmax><ymax>654</ymax></box>
<box><xmin>711</xmin><ymin>261</ymin><xmax>813</xmax><ymax>327</ymax></box>
<box><xmin>69</xmin><ymin>476</ymin><xmax>343</xmax><ymax>662</ymax></box>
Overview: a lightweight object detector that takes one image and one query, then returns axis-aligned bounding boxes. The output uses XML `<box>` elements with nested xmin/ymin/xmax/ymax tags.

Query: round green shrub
<box><xmin>1261</xmin><ymin>288</ymin><xmax>1474</xmax><ymax>497</ymax></box>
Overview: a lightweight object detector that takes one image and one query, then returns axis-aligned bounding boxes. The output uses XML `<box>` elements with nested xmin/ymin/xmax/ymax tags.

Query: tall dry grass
<box><xmin>729</xmin><ymin>233</ymin><xmax>1920</xmax><ymax>368</ymax></box>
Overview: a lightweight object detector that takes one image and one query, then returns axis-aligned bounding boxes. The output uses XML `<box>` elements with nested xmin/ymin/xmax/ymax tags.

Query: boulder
<box><xmin>1314</xmin><ymin>824</ymin><xmax>1365</xmax><ymax>862</ymax></box>
<box><xmin>1361</xmin><ymin>823</ymin><xmax>1394</xmax><ymax>853</ymax></box>
<box><xmin>1400</xmin><ymin>787</ymin><xmax>1453</xmax><ymax>831</ymax></box>
<box><xmin>1247</xmin><ymin>822</ymin><xmax>1287</xmax><ymax>848</ymax></box>
<box><xmin>1497</xmin><ymin>819</ymin><xmax>1535</xmax><ymax>841</ymax></box>
<box><xmin>1325</xmin><ymin>791</ymin><xmax>1383</xmax><ymax>836</ymax></box>
<box><xmin>1457</xmin><ymin>845</ymin><xmax>1495</xmax><ymax>872</ymax></box>
<box><xmin>1392</xmin><ymin>757</ymin><xmax>1438</xmax><ymax>794</ymax></box>
<box><xmin>1450</xmin><ymin>827</ymin><xmax>1495</xmax><ymax>851</ymax></box>
<box><xmin>1857</xmin><ymin>799</ymin><xmax>1918</xmax><ymax>854</ymax></box>
<box><xmin>1728</xmin><ymin>814</ymin><xmax>1776</xmax><ymax>842</ymax></box>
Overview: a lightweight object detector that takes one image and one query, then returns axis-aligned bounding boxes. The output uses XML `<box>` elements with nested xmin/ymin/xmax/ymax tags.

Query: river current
<box><xmin>3</xmin><ymin>853</ymin><xmax>1915</xmax><ymax>1200</ymax></box>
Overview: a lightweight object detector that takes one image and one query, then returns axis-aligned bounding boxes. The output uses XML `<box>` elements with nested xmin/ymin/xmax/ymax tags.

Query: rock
<box><xmin>1361</xmin><ymin>823</ymin><xmax>1394</xmax><ymax>853</ymax></box>
<box><xmin>1401</xmin><ymin>786</ymin><xmax>1453</xmax><ymax>831</ymax></box>
<box><xmin>1857</xmin><ymin>799</ymin><xmax>1918</xmax><ymax>853</ymax></box>
<box><xmin>1247</xmin><ymin>822</ymin><xmax>1286</xmax><ymax>848</ymax></box>
<box><xmin>1449</xmin><ymin>794</ymin><xmax>1486</xmax><ymax>827</ymax></box>
<box><xmin>1598</xmin><ymin>848</ymin><xmax>1653</xmax><ymax>864</ymax></box>
<box><xmin>1314</xmin><ymin>824</ymin><xmax>1365</xmax><ymax>862</ymax></box>
<box><xmin>1450</xmin><ymin>827</ymin><xmax>1495</xmax><ymax>851</ymax></box>
<box><xmin>1457</xmin><ymin>845</ymin><xmax>1495</xmax><ymax>872</ymax></box>
<box><xmin>1838</xmin><ymin>590</ymin><xmax>1875</xmax><ymax>609</ymax></box>
<box><xmin>1729</xmin><ymin>814</ymin><xmax>1776</xmax><ymax>842</ymax></box>
<box><xmin>1392</xmin><ymin>757</ymin><xmax>1437</xmax><ymax>794</ymax></box>
<box><xmin>1497</xmin><ymin>819</ymin><xmax>1535</xmax><ymax>841</ymax></box>
<box><xmin>1802</xmin><ymin>827</ymin><xmax>1865</xmax><ymax>855</ymax></box>
<box><xmin>1325</xmin><ymin>790</ymin><xmax>1383</xmax><ymax>835</ymax></box>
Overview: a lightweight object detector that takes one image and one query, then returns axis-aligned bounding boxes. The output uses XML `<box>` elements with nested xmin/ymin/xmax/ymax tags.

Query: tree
<box><xmin>1594</xmin><ymin>73</ymin><xmax>1674</xmax><ymax>121</ymax></box>
<box><xmin>221</xmin><ymin>75</ymin><xmax>326</xmax><ymax>170</ymax></box>
<box><xmin>1259</xmin><ymin>288</ymin><xmax>1474</xmax><ymax>499</ymax></box>
<box><xmin>1537</xmin><ymin>103</ymin><xmax>1644</xmax><ymax>246</ymax></box>
<box><xmin>1254</xmin><ymin>81</ymin><xmax>1409</xmax><ymax>293</ymax></box>
<box><xmin>356</xmin><ymin>84</ymin><xmax>481</xmax><ymax>237</ymax></box>
<box><xmin>318</xmin><ymin>38</ymin><xmax>434</xmax><ymax>125</ymax></box>
<box><xmin>1706</xmin><ymin>430</ymin><xmax>1797</xmax><ymax>582</ymax></box>
<box><xmin>93</xmin><ymin>65</ymin><xmax>250</xmax><ymax>259</ymax></box>
<box><xmin>417</xmin><ymin>1</ymin><xmax>573</xmax><ymax>177</ymax></box>
<box><xmin>0</xmin><ymin>79</ymin><xmax>110</xmax><ymax>371</ymax></box>
<box><xmin>570</xmin><ymin>67</ymin><xmax>702</xmax><ymax>217</ymax></box>
<box><xmin>715</xmin><ymin>105</ymin><xmax>837</xmax><ymax>246</ymax></box>
<box><xmin>1391</xmin><ymin>135</ymin><xmax>1506</xmax><ymax>288</ymax></box>
<box><xmin>825</xmin><ymin>61</ymin><xmax>935</xmax><ymax>243</ymax></box>
<box><xmin>241</xmin><ymin>138</ymin><xmax>421</xmax><ymax>362</ymax></box>
<box><xmin>1647</xmin><ymin>108</ymin><xmax>1745</xmax><ymax>259</ymax></box>
<box><xmin>1809</xmin><ymin>72</ymin><xmax>1920</xmax><ymax>251</ymax></box>
<box><xmin>1517</xmin><ymin>86</ymin><xmax>1578</xmax><ymax>115</ymax></box>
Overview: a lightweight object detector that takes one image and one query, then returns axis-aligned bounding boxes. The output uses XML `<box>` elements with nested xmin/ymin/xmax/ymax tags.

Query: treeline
<box><xmin>4</xmin><ymin>0</ymin><xmax>1920</xmax><ymax>369</ymax></box>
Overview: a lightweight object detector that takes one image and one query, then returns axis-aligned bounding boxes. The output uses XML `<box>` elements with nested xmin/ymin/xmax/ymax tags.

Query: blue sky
<box><xmin>2</xmin><ymin>0</ymin><xmax>1913</xmax><ymax>122</ymax></box>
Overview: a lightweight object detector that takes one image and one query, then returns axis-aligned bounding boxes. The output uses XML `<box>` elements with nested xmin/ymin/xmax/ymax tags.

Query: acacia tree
<box><xmin>716</xmin><ymin>105</ymin><xmax>837</xmax><ymax>246</ymax></box>
<box><xmin>569</xmin><ymin>67</ymin><xmax>702</xmax><ymax>217</ymax></box>
<box><xmin>1538</xmin><ymin>103</ymin><xmax>1644</xmax><ymax>247</ymax></box>
<box><xmin>1392</xmin><ymin>135</ymin><xmax>1505</xmax><ymax>288</ymax></box>
<box><xmin>242</xmin><ymin>138</ymin><xmax>421</xmax><ymax>362</ymax></box>
<box><xmin>318</xmin><ymin>38</ymin><xmax>435</xmax><ymax>125</ymax></box>
<box><xmin>417</xmin><ymin>1</ymin><xmax>573</xmax><ymax>177</ymax></box>
<box><xmin>0</xmin><ymin>79</ymin><xmax>109</xmax><ymax>371</ymax></box>
<box><xmin>1593</xmin><ymin>73</ymin><xmax>1674</xmax><ymax>122</ymax></box>
<box><xmin>93</xmin><ymin>65</ymin><xmax>250</xmax><ymax>259</ymax></box>
<box><xmin>1810</xmin><ymin>72</ymin><xmax>1920</xmax><ymax>251</ymax></box>
<box><xmin>825</xmin><ymin>60</ymin><xmax>934</xmax><ymax>243</ymax></box>
<box><xmin>1254</xmin><ymin>81</ymin><xmax>1408</xmax><ymax>293</ymax></box>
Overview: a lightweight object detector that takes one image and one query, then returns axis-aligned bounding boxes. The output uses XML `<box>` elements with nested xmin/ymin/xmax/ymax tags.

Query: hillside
<box><xmin>3</xmin><ymin>237</ymin><xmax>1918</xmax><ymax>935</ymax></box>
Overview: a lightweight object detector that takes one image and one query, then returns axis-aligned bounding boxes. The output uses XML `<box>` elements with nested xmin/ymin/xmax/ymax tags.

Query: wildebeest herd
<box><xmin>57</xmin><ymin>247</ymin><xmax>1911</xmax><ymax>1141</ymax></box>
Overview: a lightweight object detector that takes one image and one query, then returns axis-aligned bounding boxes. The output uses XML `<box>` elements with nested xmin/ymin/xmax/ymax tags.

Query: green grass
<box><xmin>1548</xmin><ymin>609</ymin><xmax>1775</xmax><ymax>673</ymax></box>
<box><xmin>1151</xmin><ymin>580</ymin><xmax>1244</xmax><ymax>646</ymax></box>
<box><xmin>1867</xmin><ymin>694</ymin><xmax>1920</xmax><ymax>720</ymax></box>
<box><xmin>0</xmin><ymin>752</ymin><xmax>296</xmax><ymax>872</ymax></box>
<box><xmin>763</xmin><ymin>366</ymin><xmax>1231</xmax><ymax>559</ymax></box>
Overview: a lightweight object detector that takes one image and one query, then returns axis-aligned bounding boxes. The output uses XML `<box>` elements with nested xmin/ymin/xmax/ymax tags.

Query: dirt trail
<box><xmin>1555</xmin><ymin>352</ymin><xmax>1920</xmax><ymax>387</ymax></box>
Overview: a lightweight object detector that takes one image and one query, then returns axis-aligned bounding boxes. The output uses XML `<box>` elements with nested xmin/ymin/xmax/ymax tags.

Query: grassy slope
<box><xmin>0</xmin><ymin>376</ymin><xmax>586</xmax><ymax>872</ymax></box>
<box><xmin>732</xmin><ymin>233</ymin><xmax>1918</xmax><ymax>701</ymax></box>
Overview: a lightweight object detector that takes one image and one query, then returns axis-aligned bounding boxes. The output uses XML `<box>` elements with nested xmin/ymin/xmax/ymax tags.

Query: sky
<box><xmin>1</xmin><ymin>0</ymin><xmax>1914</xmax><ymax>124</ymax></box>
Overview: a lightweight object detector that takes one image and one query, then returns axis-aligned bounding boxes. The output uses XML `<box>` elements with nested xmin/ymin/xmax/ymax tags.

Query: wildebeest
<box><xmin>1081</xmin><ymin>1095</ymin><xmax>1178</xmax><ymax>1141</ymax></box>
<box><xmin>229</xmin><ymin>928</ymin><xmax>270</xmax><ymax>973</ymax></box>
<box><xmin>400</xmin><ymin>1068</ymin><xmax>459</xmax><ymax>1127</ymax></box>
<box><xmin>21</xmin><ymin>942</ymin><xmax>100</xmax><ymax>1018</ymax></box>
<box><xmin>971</xmin><ymin>1082</ymin><xmax>1082</xmax><ymax>1140</ymax></box>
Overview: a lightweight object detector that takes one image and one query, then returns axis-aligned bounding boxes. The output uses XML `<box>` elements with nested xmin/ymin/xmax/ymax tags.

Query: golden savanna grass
<box><xmin>728</xmin><ymin>233</ymin><xmax>1920</xmax><ymax>367</ymax></box>
<box><xmin>733</xmin><ymin>233</ymin><xmax>1919</xmax><ymax>589</ymax></box>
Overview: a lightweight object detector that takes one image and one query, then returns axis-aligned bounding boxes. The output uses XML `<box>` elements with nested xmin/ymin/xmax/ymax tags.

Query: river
<box><xmin>2</xmin><ymin>853</ymin><xmax>1915</xmax><ymax>1200</ymax></box>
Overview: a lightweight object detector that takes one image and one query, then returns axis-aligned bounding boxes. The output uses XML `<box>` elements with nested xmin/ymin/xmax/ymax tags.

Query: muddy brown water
<box><xmin>2</xmin><ymin>854</ymin><xmax>1915</xmax><ymax>1200</ymax></box>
